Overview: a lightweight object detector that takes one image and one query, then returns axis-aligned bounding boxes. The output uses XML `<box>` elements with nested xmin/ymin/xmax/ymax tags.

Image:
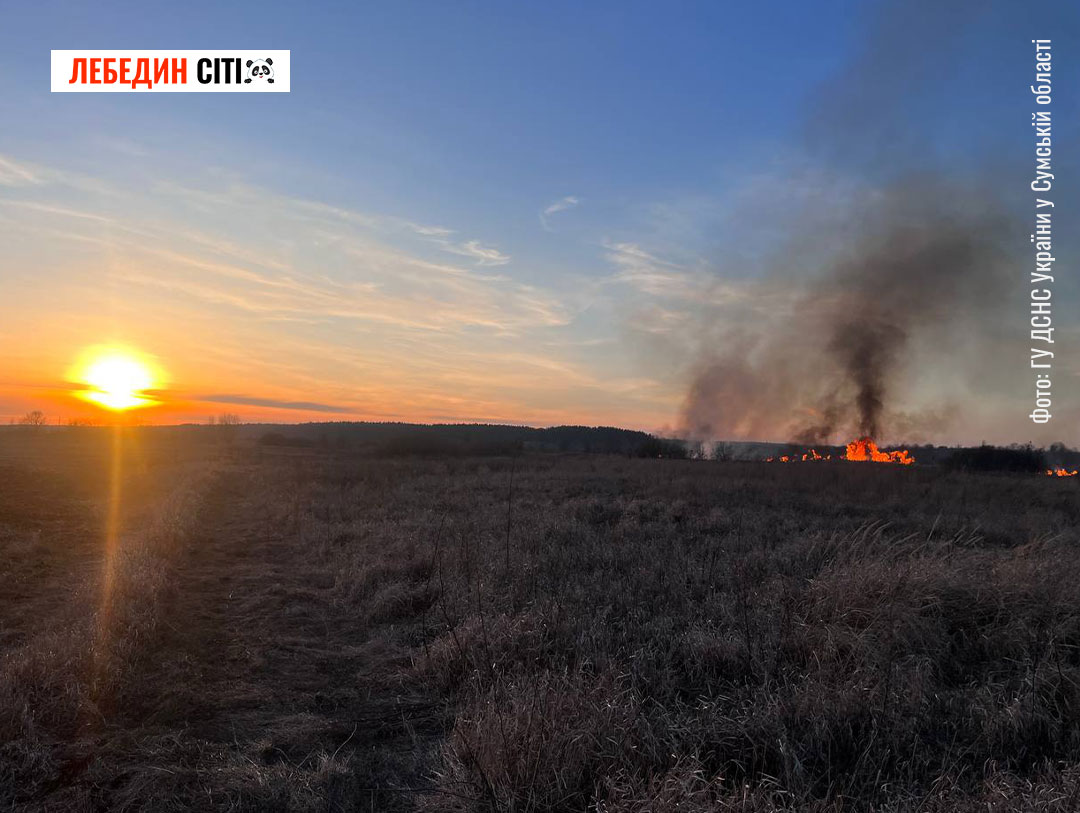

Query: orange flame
<box><xmin>844</xmin><ymin>437</ymin><xmax>915</xmax><ymax>465</ymax></box>
<box><xmin>1047</xmin><ymin>468</ymin><xmax>1078</xmax><ymax>477</ymax></box>
<box><xmin>766</xmin><ymin>437</ymin><xmax>913</xmax><ymax>465</ymax></box>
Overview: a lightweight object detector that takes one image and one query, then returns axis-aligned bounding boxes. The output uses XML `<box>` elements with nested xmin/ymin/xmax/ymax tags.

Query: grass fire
<box><xmin>766</xmin><ymin>437</ymin><xmax>914</xmax><ymax>465</ymax></box>
<box><xmin>844</xmin><ymin>436</ymin><xmax>915</xmax><ymax>464</ymax></box>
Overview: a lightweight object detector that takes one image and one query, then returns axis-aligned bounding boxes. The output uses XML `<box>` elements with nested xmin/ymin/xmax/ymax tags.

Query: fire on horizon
<box><xmin>767</xmin><ymin>437</ymin><xmax>915</xmax><ymax>465</ymax></box>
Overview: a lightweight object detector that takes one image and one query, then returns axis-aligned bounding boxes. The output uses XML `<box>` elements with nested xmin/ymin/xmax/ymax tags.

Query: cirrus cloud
<box><xmin>540</xmin><ymin>195</ymin><xmax>580</xmax><ymax>230</ymax></box>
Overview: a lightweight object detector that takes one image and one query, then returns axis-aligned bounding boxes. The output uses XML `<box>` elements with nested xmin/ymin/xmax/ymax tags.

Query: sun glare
<box><xmin>72</xmin><ymin>347</ymin><xmax>161</xmax><ymax>411</ymax></box>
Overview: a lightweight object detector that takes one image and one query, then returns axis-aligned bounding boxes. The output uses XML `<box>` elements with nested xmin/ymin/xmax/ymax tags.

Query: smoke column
<box><xmin>679</xmin><ymin>1</ymin><xmax>1017</xmax><ymax>444</ymax></box>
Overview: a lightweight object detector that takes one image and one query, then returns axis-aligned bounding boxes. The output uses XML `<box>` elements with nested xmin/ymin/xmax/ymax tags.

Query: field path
<box><xmin>79</xmin><ymin>457</ymin><xmax>443</xmax><ymax>811</ymax></box>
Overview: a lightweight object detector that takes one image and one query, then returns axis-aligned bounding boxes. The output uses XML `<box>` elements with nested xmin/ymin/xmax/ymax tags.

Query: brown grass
<box><xmin>2</xmin><ymin>435</ymin><xmax>1080</xmax><ymax>810</ymax></box>
<box><xmin>0</xmin><ymin>430</ymin><xmax>214</xmax><ymax>807</ymax></box>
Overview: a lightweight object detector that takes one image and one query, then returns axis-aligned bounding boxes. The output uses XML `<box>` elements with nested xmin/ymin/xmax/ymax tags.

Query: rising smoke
<box><xmin>681</xmin><ymin>178</ymin><xmax>1013</xmax><ymax>443</ymax></box>
<box><xmin>679</xmin><ymin>2</ymin><xmax>1018</xmax><ymax>444</ymax></box>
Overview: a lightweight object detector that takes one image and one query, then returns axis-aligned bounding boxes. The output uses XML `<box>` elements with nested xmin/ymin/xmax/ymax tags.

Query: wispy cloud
<box><xmin>0</xmin><ymin>200</ymin><xmax>112</xmax><ymax>222</ymax></box>
<box><xmin>409</xmin><ymin>223</ymin><xmax>455</xmax><ymax>238</ymax></box>
<box><xmin>605</xmin><ymin>241</ymin><xmax>692</xmax><ymax>297</ymax></box>
<box><xmin>442</xmin><ymin>239</ymin><xmax>511</xmax><ymax>266</ymax></box>
<box><xmin>197</xmin><ymin>393</ymin><xmax>350</xmax><ymax>413</ymax></box>
<box><xmin>0</xmin><ymin>153</ymin><xmax>113</xmax><ymax>195</ymax></box>
<box><xmin>156</xmin><ymin>180</ymin><xmax>511</xmax><ymax>269</ymax></box>
<box><xmin>0</xmin><ymin>155</ymin><xmax>42</xmax><ymax>187</ymax></box>
<box><xmin>540</xmin><ymin>195</ymin><xmax>580</xmax><ymax>230</ymax></box>
<box><xmin>59</xmin><ymin>200</ymin><xmax>558</xmax><ymax>332</ymax></box>
<box><xmin>626</xmin><ymin>305</ymin><xmax>684</xmax><ymax>335</ymax></box>
<box><xmin>604</xmin><ymin>241</ymin><xmax>752</xmax><ymax>307</ymax></box>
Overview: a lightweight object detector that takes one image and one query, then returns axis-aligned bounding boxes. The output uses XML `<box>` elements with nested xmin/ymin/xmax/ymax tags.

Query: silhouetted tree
<box><xmin>712</xmin><ymin>442</ymin><xmax>734</xmax><ymax>462</ymax></box>
<box><xmin>210</xmin><ymin>412</ymin><xmax>241</xmax><ymax>444</ymax></box>
<box><xmin>18</xmin><ymin>410</ymin><xmax>47</xmax><ymax>427</ymax></box>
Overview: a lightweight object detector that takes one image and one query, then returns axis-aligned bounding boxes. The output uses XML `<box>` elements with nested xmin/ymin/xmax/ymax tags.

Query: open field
<box><xmin>3</xmin><ymin>430</ymin><xmax>1080</xmax><ymax>811</ymax></box>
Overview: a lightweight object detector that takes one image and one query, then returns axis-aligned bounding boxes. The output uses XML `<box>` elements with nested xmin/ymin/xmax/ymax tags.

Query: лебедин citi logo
<box><xmin>51</xmin><ymin>51</ymin><xmax>290</xmax><ymax>92</ymax></box>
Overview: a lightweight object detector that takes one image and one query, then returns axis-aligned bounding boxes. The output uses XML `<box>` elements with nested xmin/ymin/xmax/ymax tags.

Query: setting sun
<box><xmin>71</xmin><ymin>347</ymin><xmax>162</xmax><ymax>411</ymax></box>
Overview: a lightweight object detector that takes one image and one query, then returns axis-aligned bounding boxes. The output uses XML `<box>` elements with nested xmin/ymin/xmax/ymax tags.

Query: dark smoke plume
<box><xmin>679</xmin><ymin>1</ymin><xmax>1017</xmax><ymax>444</ymax></box>
<box><xmin>680</xmin><ymin>177</ymin><xmax>1013</xmax><ymax>444</ymax></box>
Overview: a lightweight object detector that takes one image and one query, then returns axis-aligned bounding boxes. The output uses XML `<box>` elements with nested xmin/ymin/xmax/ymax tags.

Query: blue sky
<box><xmin>0</xmin><ymin>1</ymin><xmax>1077</xmax><ymax>442</ymax></box>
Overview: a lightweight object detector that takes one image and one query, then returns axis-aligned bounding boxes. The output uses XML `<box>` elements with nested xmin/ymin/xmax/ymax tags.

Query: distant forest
<box><xmin>7</xmin><ymin>419</ymin><xmax>1077</xmax><ymax>470</ymax></box>
<box><xmin>248</xmin><ymin>422</ymin><xmax>661</xmax><ymax>457</ymax></box>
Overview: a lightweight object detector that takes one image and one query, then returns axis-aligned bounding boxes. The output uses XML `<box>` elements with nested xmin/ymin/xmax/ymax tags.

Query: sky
<box><xmin>0</xmin><ymin>1</ymin><xmax>1077</xmax><ymax>444</ymax></box>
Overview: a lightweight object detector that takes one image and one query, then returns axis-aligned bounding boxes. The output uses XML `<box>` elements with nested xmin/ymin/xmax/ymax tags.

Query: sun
<box><xmin>71</xmin><ymin>346</ymin><xmax>162</xmax><ymax>411</ymax></box>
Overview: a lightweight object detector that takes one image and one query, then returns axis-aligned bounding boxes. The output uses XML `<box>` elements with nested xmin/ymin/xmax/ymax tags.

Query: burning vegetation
<box><xmin>1048</xmin><ymin>468</ymin><xmax>1078</xmax><ymax>477</ymax></box>
<box><xmin>680</xmin><ymin>179</ymin><xmax>1011</xmax><ymax>453</ymax></box>
<box><xmin>767</xmin><ymin>437</ymin><xmax>915</xmax><ymax>465</ymax></box>
<box><xmin>844</xmin><ymin>436</ymin><xmax>914</xmax><ymax>464</ymax></box>
<box><xmin>676</xmin><ymin>2</ymin><xmax>1015</xmax><ymax>453</ymax></box>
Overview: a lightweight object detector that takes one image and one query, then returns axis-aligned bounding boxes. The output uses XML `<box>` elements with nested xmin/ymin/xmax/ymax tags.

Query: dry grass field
<box><xmin>3</xmin><ymin>429</ymin><xmax>1080</xmax><ymax>811</ymax></box>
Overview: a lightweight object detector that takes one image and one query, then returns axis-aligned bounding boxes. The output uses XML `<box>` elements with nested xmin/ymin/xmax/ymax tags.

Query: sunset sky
<box><xmin>1</xmin><ymin>1</ymin><xmax>1077</xmax><ymax>443</ymax></box>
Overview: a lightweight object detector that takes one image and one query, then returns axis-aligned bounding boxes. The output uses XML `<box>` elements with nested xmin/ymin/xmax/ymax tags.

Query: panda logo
<box><xmin>245</xmin><ymin>58</ymin><xmax>274</xmax><ymax>84</ymax></box>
